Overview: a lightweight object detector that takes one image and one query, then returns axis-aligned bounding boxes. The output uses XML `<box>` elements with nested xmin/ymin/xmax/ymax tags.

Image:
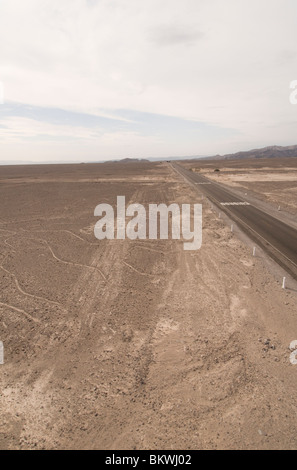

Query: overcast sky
<box><xmin>1</xmin><ymin>0</ymin><xmax>297</xmax><ymax>163</ymax></box>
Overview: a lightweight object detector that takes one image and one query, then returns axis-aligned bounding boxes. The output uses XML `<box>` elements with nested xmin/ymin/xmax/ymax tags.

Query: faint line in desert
<box><xmin>4</xmin><ymin>239</ymin><xmax>16</xmax><ymax>249</ymax></box>
<box><xmin>0</xmin><ymin>228</ymin><xmax>17</xmax><ymax>234</ymax></box>
<box><xmin>20</xmin><ymin>236</ymin><xmax>107</xmax><ymax>282</ymax></box>
<box><xmin>44</xmin><ymin>240</ymin><xmax>107</xmax><ymax>281</ymax></box>
<box><xmin>0</xmin><ymin>265</ymin><xmax>64</xmax><ymax>309</ymax></box>
<box><xmin>0</xmin><ymin>301</ymin><xmax>41</xmax><ymax>323</ymax></box>
<box><xmin>133</xmin><ymin>244</ymin><xmax>166</xmax><ymax>255</ymax></box>
<box><xmin>122</xmin><ymin>261</ymin><xmax>154</xmax><ymax>277</ymax></box>
<box><xmin>0</xmin><ymin>229</ymin><xmax>17</xmax><ymax>249</ymax></box>
<box><xmin>27</xmin><ymin>229</ymin><xmax>97</xmax><ymax>246</ymax></box>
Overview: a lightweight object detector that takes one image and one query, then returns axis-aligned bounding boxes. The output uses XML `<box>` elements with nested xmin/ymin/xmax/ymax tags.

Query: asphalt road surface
<box><xmin>171</xmin><ymin>162</ymin><xmax>297</xmax><ymax>280</ymax></box>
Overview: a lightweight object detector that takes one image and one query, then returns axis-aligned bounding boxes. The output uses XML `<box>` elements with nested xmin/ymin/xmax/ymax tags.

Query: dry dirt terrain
<box><xmin>1</xmin><ymin>160</ymin><xmax>297</xmax><ymax>450</ymax></box>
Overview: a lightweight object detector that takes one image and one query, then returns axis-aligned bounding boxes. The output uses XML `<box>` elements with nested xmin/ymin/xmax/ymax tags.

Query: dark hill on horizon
<box><xmin>206</xmin><ymin>145</ymin><xmax>297</xmax><ymax>161</ymax></box>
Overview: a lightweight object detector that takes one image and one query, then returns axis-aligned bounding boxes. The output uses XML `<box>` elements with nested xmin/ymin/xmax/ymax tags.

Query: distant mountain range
<box><xmin>114</xmin><ymin>146</ymin><xmax>297</xmax><ymax>163</ymax></box>
<box><xmin>206</xmin><ymin>145</ymin><xmax>297</xmax><ymax>161</ymax></box>
<box><xmin>108</xmin><ymin>156</ymin><xmax>205</xmax><ymax>163</ymax></box>
<box><xmin>1</xmin><ymin>145</ymin><xmax>297</xmax><ymax>166</ymax></box>
<box><xmin>107</xmin><ymin>157</ymin><xmax>150</xmax><ymax>163</ymax></box>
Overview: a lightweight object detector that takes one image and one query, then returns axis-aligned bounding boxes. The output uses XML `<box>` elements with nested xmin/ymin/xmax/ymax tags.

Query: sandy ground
<box><xmin>1</xmin><ymin>161</ymin><xmax>297</xmax><ymax>450</ymax></box>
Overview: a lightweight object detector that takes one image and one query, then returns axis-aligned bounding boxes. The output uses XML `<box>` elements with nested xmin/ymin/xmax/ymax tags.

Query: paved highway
<box><xmin>171</xmin><ymin>162</ymin><xmax>297</xmax><ymax>280</ymax></box>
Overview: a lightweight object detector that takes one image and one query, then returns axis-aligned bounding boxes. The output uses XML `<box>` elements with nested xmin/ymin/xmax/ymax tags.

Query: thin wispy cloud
<box><xmin>0</xmin><ymin>103</ymin><xmax>237</xmax><ymax>161</ymax></box>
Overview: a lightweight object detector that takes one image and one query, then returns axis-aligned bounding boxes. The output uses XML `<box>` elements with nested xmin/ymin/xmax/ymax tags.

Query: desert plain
<box><xmin>0</xmin><ymin>158</ymin><xmax>297</xmax><ymax>450</ymax></box>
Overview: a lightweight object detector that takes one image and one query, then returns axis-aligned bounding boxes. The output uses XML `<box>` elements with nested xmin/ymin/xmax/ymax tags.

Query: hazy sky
<box><xmin>1</xmin><ymin>0</ymin><xmax>297</xmax><ymax>163</ymax></box>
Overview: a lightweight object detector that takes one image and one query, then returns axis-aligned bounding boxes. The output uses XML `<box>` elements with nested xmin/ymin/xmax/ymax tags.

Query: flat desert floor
<box><xmin>1</xmin><ymin>160</ymin><xmax>297</xmax><ymax>450</ymax></box>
